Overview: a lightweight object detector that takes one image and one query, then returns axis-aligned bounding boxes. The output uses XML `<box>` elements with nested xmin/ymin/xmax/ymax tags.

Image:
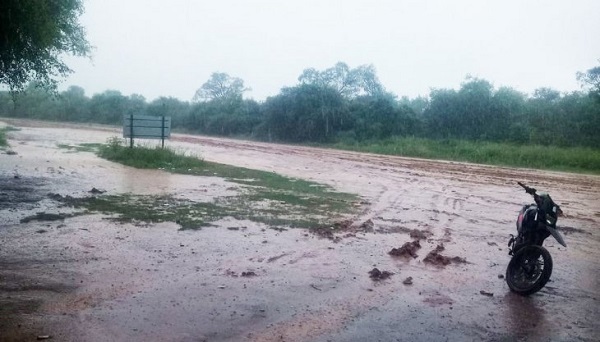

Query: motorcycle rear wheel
<box><xmin>506</xmin><ymin>245</ymin><xmax>553</xmax><ymax>296</ymax></box>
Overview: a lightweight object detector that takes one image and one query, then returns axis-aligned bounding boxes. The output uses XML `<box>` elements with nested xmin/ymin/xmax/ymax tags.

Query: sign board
<box><xmin>123</xmin><ymin>114</ymin><xmax>171</xmax><ymax>147</ymax></box>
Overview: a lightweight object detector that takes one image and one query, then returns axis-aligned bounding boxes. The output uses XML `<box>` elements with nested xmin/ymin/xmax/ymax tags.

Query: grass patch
<box><xmin>0</xmin><ymin>126</ymin><xmax>19</xmax><ymax>148</ymax></box>
<box><xmin>97</xmin><ymin>137</ymin><xmax>205</xmax><ymax>169</ymax></box>
<box><xmin>64</xmin><ymin>194</ymin><xmax>223</xmax><ymax>229</ymax></box>
<box><xmin>333</xmin><ymin>137</ymin><xmax>600</xmax><ymax>174</ymax></box>
<box><xmin>69</xmin><ymin>138</ymin><xmax>360</xmax><ymax>230</ymax></box>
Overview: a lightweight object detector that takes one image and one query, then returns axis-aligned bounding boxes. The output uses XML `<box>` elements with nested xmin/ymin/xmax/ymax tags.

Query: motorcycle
<box><xmin>505</xmin><ymin>182</ymin><xmax>566</xmax><ymax>296</ymax></box>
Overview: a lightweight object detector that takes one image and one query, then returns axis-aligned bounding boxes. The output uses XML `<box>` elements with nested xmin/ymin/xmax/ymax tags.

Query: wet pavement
<box><xmin>1</xmin><ymin>119</ymin><xmax>599</xmax><ymax>341</ymax></box>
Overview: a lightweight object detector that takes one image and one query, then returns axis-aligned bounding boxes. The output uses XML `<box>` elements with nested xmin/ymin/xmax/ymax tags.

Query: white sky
<box><xmin>61</xmin><ymin>0</ymin><xmax>600</xmax><ymax>102</ymax></box>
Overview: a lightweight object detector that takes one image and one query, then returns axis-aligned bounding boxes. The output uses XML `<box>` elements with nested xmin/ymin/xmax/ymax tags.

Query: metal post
<box><xmin>161</xmin><ymin>115</ymin><xmax>165</xmax><ymax>149</ymax></box>
<box><xmin>129</xmin><ymin>114</ymin><xmax>134</xmax><ymax>148</ymax></box>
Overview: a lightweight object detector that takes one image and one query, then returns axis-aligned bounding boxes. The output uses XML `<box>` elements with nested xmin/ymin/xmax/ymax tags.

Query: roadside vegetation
<box><xmin>0</xmin><ymin>129</ymin><xmax>7</xmax><ymax>147</ymax></box>
<box><xmin>2</xmin><ymin>61</ymin><xmax>599</xmax><ymax>173</ymax></box>
<box><xmin>334</xmin><ymin>137</ymin><xmax>600</xmax><ymax>174</ymax></box>
<box><xmin>0</xmin><ymin>126</ymin><xmax>19</xmax><ymax>148</ymax></box>
<box><xmin>60</xmin><ymin>138</ymin><xmax>359</xmax><ymax>230</ymax></box>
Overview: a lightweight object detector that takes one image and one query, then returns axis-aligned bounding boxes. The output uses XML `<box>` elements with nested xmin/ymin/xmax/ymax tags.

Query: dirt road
<box><xmin>1</xmin><ymin>119</ymin><xmax>599</xmax><ymax>341</ymax></box>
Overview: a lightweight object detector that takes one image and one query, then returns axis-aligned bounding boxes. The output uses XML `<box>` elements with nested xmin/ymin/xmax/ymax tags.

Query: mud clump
<box><xmin>312</xmin><ymin>219</ymin><xmax>353</xmax><ymax>241</ymax></box>
<box><xmin>368</xmin><ymin>268</ymin><xmax>394</xmax><ymax>281</ymax></box>
<box><xmin>225</xmin><ymin>270</ymin><xmax>258</xmax><ymax>277</ymax></box>
<box><xmin>313</xmin><ymin>219</ymin><xmax>376</xmax><ymax>241</ymax></box>
<box><xmin>89</xmin><ymin>187</ymin><xmax>106</xmax><ymax>194</ymax></box>
<box><xmin>389</xmin><ymin>240</ymin><xmax>421</xmax><ymax>258</ymax></box>
<box><xmin>313</xmin><ymin>229</ymin><xmax>339</xmax><ymax>242</ymax></box>
<box><xmin>358</xmin><ymin>219</ymin><xmax>374</xmax><ymax>232</ymax></box>
<box><xmin>332</xmin><ymin>220</ymin><xmax>353</xmax><ymax>230</ymax></box>
<box><xmin>409</xmin><ymin>229</ymin><xmax>431</xmax><ymax>241</ymax></box>
<box><xmin>423</xmin><ymin>244</ymin><xmax>467</xmax><ymax>267</ymax></box>
<box><xmin>480</xmin><ymin>290</ymin><xmax>494</xmax><ymax>297</ymax></box>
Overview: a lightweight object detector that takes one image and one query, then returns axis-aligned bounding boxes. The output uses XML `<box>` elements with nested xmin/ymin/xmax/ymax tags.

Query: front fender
<box><xmin>546</xmin><ymin>226</ymin><xmax>567</xmax><ymax>247</ymax></box>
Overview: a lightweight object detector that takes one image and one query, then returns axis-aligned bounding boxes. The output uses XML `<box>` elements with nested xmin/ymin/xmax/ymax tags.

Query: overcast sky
<box><xmin>61</xmin><ymin>0</ymin><xmax>600</xmax><ymax>102</ymax></box>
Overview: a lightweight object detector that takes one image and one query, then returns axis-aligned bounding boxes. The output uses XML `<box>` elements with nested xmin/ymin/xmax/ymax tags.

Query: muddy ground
<box><xmin>1</xmin><ymin>119</ymin><xmax>599</xmax><ymax>342</ymax></box>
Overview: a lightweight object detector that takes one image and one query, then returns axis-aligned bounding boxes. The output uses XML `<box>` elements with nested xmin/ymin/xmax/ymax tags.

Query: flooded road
<box><xmin>1</xmin><ymin>119</ymin><xmax>599</xmax><ymax>341</ymax></box>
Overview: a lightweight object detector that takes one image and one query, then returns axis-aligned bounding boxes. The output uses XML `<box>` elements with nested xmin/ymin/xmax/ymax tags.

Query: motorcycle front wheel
<box><xmin>506</xmin><ymin>245</ymin><xmax>553</xmax><ymax>296</ymax></box>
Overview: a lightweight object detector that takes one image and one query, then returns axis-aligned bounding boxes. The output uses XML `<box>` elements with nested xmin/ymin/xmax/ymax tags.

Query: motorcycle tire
<box><xmin>505</xmin><ymin>245</ymin><xmax>553</xmax><ymax>296</ymax></box>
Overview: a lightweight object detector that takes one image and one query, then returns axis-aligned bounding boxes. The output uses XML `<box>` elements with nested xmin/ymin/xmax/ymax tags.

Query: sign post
<box><xmin>123</xmin><ymin>114</ymin><xmax>171</xmax><ymax>147</ymax></box>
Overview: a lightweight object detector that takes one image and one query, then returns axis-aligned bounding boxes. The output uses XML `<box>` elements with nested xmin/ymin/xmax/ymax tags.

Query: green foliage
<box><xmin>424</xmin><ymin>77</ymin><xmax>514</xmax><ymax>141</ymax></box>
<box><xmin>348</xmin><ymin>93</ymin><xmax>418</xmax><ymax>140</ymax></box>
<box><xmin>577</xmin><ymin>62</ymin><xmax>600</xmax><ymax>102</ymax></box>
<box><xmin>0</xmin><ymin>0</ymin><xmax>91</xmax><ymax>92</ymax></box>
<box><xmin>192</xmin><ymin>72</ymin><xmax>249</xmax><ymax>103</ymax></box>
<box><xmin>185</xmin><ymin>98</ymin><xmax>260</xmax><ymax>136</ymax></box>
<box><xmin>334</xmin><ymin>137</ymin><xmax>600</xmax><ymax>174</ymax></box>
<box><xmin>1</xmin><ymin>60</ymin><xmax>600</xmax><ymax>172</ymax></box>
<box><xmin>298</xmin><ymin>62</ymin><xmax>384</xmax><ymax>98</ymax></box>
<box><xmin>261</xmin><ymin>84</ymin><xmax>348</xmax><ymax>142</ymax></box>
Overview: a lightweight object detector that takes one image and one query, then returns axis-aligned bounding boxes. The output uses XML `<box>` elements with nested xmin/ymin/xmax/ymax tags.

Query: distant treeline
<box><xmin>1</xmin><ymin>62</ymin><xmax>599</xmax><ymax>148</ymax></box>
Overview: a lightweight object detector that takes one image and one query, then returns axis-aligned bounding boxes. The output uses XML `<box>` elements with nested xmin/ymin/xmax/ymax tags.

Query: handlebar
<box><xmin>517</xmin><ymin>181</ymin><xmax>536</xmax><ymax>195</ymax></box>
<box><xmin>517</xmin><ymin>182</ymin><xmax>564</xmax><ymax>218</ymax></box>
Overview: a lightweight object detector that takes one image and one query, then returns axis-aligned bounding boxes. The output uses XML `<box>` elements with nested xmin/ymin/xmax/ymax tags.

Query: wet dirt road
<box><xmin>1</xmin><ymin>119</ymin><xmax>599</xmax><ymax>341</ymax></box>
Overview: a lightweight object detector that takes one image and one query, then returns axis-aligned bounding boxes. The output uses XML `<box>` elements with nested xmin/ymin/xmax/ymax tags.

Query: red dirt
<box><xmin>1</xmin><ymin>119</ymin><xmax>599</xmax><ymax>342</ymax></box>
<box><xmin>368</xmin><ymin>268</ymin><xmax>394</xmax><ymax>280</ymax></box>
<box><xmin>423</xmin><ymin>244</ymin><xmax>467</xmax><ymax>266</ymax></box>
<box><xmin>389</xmin><ymin>240</ymin><xmax>422</xmax><ymax>258</ymax></box>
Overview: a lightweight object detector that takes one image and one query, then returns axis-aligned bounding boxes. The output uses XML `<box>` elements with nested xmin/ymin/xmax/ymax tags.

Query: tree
<box><xmin>492</xmin><ymin>87</ymin><xmax>527</xmax><ymax>142</ymax></box>
<box><xmin>88</xmin><ymin>90</ymin><xmax>128</xmax><ymax>124</ymax></box>
<box><xmin>577</xmin><ymin>62</ymin><xmax>600</xmax><ymax>102</ymax></box>
<box><xmin>298</xmin><ymin>62</ymin><xmax>384</xmax><ymax>98</ymax></box>
<box><xmin>147</xmin><ymin>97</ymin><xmax>190</xmax><ymax>123</ymax></box>
<box><xmin>262</xmin><ymin>84</ymin><xmax>348</xmax><ymax>142</ymax></box>
<box><xmin>0</xmin><ymin>0</ymin><xmax>91</xmax><ymax>92</ymax></box>
<box><xmin>348</xmin><ymin>93</ymin><xmax>417</xmax><ymax>140</ymax></box>
<box><xmin>424</xmin><ymin>77</ymin><xmax>512</xmax><ymax>141</ymax></box>
<box><xmin>192</xmin><ymin>72</ymin><xmax>249</xmax><ymax>102</ymax></box>
<box><xmin>10</xmin><ymin>82</ymin><xmax>58</xmax><ymax>119</ymax></box>
<box><xmin>57</xmin><ymin>85</ymin><xmax>89</xmax><ymax>121</ymax></box>
<box><xmin>399</xmin><ymin>95</ymin><xmax>429</xmax><ymax>116</ymax></box>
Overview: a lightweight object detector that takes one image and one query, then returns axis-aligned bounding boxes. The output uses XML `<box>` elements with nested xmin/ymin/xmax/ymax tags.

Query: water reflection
<box><xmin>119</xmin><ymin>167</ymin><xmax>172</xmax><ymax>195</ymax></box>
<box><xmin>503</xmin><ymin>292</ymin><xmax>549</xmax><ymax>340</ymax></box>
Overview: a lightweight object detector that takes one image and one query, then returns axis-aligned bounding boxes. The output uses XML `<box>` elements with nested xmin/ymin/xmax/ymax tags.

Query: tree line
<box><xmin>1</xmin><ymin>61</ymin><xmax>599</xmax><ymax>148</ymax></box>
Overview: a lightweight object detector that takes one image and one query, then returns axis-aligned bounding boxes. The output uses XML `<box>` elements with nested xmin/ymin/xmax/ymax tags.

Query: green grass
<box><xmin>0</xmin><ymin>126</ymin><xmax>19</xmax><ymax>148</ymax></box>
<box><xmin>333</xmin><ymin>137</ymin><xmax>600</xmax><ymax>174</ymax></box>
<box><xmin>97</xmin><ymin>138</ymin><xmax>205</xmax><ymax>169</ymax></box>
<box><xmin>67</xmin><ymin>138</ymin><xmax>360</xmax><ymax>230</ymax></box>
<box><xmin>63</xmin><ymin>194</ymin><xmax>224</xmax><ymax>229</ymax></box>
